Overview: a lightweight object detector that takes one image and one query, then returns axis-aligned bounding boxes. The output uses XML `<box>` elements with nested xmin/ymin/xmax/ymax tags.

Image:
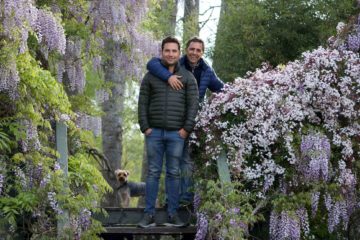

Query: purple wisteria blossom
<box><xmin>34</xmin><ymin>9</ymin><xmax>66</xmax><ymax>55</ymax></box>
<box><xmin>195</xmin><ymin>213</ymin><xmax>208</xmax><ymax>240</ymax></box>
<box><xmin>47</xmin><ymin>191</ymin><xmax>63</xmax><ymax>215</ymax></box>
<box><xmin>79</xmin><ymin>208</ymin><xmax>92</xmax><ymax>229</ymax></box>
<box><xmin>193</xmin><ymin>192</ymin><xmax>201</xmax><ymax>211</ymax></box>
<box><xmin>64</xmin><ymin>39</ymin><xmax>85</xmax><ymax>93</ymax></box>
<box><xmin>0</xmin><ymin>174</ymin><xmax>4</xmax><ymax>195</ymax></box>
<box><xmin>76</xmin><ymin>112</ymin><xmax>102</xmax><ymax>137</ymax></box>
<box><xmin>311</xmin><ymin>191</ymin><xmax>320</xmax><ymax>216</ymax></box>
<box><xmin>0</xmin><ymin>62</ymin><xmax>20</xmax><ymax>99</ymax></box>
<box><xmin>20</xmin><ymin>120</ymin><xmax>41</xmax><ymax>152</ymax></box>
<box><xmin>299</xmin><ymin>133</ymin><xmax>331</xmax><ymax>182</ymax></box>
<box><xmin>270</xmin><ymin>210</ymin><xmax>301</xmax><ymax>240</ymax></box>
<box><xmin>348</xmin><ymin>33</ymin><xmax>360</xmax><ymax>52</ymax></box>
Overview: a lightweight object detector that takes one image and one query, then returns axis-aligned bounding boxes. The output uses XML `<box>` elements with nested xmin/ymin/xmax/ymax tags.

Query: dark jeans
<box><xmin>144</xmin><ymin>128</ymin><xmax>185</xmax><ymax>216</ymax></box>
<box><xmin>180</xmin><ymin>140</ymin><xmax>194</xmax><ymax>203</ymax></box>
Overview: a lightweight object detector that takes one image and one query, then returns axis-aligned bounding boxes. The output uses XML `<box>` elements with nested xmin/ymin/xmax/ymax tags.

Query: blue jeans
<box><xmin>180</xmin><ymin>140</ymin><xmax>194</xmax><ymax>203</ymax></box>
<box><xmin>145</xmin><ymin>128</ymin><xmax>185</xmax><ymax>216</ymax></box>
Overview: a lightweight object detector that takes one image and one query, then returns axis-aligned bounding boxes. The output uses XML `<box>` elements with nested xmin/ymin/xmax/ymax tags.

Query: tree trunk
<box><xmin>183</xmin><ymin>0</ymin><xmax>199</xmax><ymax>44</ymax></box>
<box><xmin>101</xmin><ymin>39</ymin><xmax>125</xmax><ymax>207</ymax></box>
<box><xmin>161</xmin><ymin>0</ymin><xmax>178</xmax><ymax>36</ymax></box>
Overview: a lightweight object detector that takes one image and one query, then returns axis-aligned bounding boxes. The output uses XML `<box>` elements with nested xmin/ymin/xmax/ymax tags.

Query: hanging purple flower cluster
<box><xmin>299</xmin><ymin>133</ymin><xmax>331</xmax><ymax>182</ymax></box>
<box><xmin>76</xmin><ymin>112</ymin><xmax>102</xmax><ymax>137</ymax></box>
<box><xmin>270</xmin><ymin>209</ymin><xmax>309</xmax><ymax>240</ymax></box>
<box><xmin>89</xmin><ymin>0</ymin><xmax>159</xmax><ymax>81</ymax></box>
<box><xmin>47</xmin><ymin>191</ymin><xmax>63</xmax><ymax>215</ymax></box>
<box><xmin>61</xmin><ymin>39</ymin><xmax>85</xmax><ymax>93</ymax></box>
<box><xmin>0</xmin><ymin>0</ymin><xmax>67</xmax><ymax>98</ymax></box>
<box><xmin>347</xmin><ymin>17</ymin><xmax>360</xmax><ymax>52</ymax></box>
<box><xmin>195</xmin><ymin>212</ymin><xmax>209</xmax><ymax>240</ymax></box>
<box><xmin>0</xmin><ymin>62</ymin><xmax>20</xmax><ymax>99</ymax></box>
<box><xmin>0</xmin><ymin>173</ymin><xmax>4</xmax><ymax>195</ymax></box>
<box><xmin>34</xmin><ymin>9</ymin><xmax>66</xmax><ymax>55</ymax></box>
<box><xmin>19</xmin><ymin>119</ymin><xmax>41</xmax><ymax>152</ymax></box>
<box><xmin>72</xmin><ymin>208</ymin><xmax>92</xmax><ymax>240</ymax></box>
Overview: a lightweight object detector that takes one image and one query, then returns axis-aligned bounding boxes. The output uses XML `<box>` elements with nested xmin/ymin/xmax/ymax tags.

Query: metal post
<box><xmin>56</xmin><ymin>121</ymin><xmax>70</xmax><ymax>239</ymax></box>
<box><xmin>216</xmin><ymin>150</ymin><xmax>231</xmax><ymax>183</ymax></box>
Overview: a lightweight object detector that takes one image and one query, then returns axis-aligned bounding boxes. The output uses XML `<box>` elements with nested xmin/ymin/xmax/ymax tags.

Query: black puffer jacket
<box><xmin>138</xmin><ymin>63</ymin><xmax>199</xmax><ymax>133</ymax></box>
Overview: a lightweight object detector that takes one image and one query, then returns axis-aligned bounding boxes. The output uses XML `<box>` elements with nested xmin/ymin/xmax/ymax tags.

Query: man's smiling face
<box><xmin>186</xmin><ymin>42</ymin><xmax>204</xmax><ymax>65</ymax></box>
<box><xmin>161</xmin><ymin>42</ymin><xmax>180</xmax><ymax>66</ymax></box>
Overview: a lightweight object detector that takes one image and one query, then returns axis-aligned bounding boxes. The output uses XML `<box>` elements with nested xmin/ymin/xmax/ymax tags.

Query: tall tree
<box><xmin>212</xmin><ymin>0</ymin><xmax>358</xmax><ymax>82</ymax></box>
<box><xmin>161</xmin><ymin>0</ymin><xmax>179</xmax><ymax>36</ymax></box>
<box><xmin>91</xmin><ymin>0</ymin><xmax>158</xmax><ymax>207</ymax></box>
<box><xmin>100</xmin><ymin>40</ymin><xmax>125</xmax><ymax>206</ymax></box>
<box><xmin>183</xmin><ymin>0</ymin><xmax>200</xmax><ymax>44</ymax></box>
<box><xmin>145</xmin><ymin>0</ymin><xmax>179</xmax><ymax>38</ymax></box>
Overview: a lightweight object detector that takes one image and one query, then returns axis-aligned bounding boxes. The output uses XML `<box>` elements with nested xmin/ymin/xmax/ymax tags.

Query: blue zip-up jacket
<box><xmin>147</xmin><ymin>56</ymin><xmax>224</xmax><ymax>102</ymax></box>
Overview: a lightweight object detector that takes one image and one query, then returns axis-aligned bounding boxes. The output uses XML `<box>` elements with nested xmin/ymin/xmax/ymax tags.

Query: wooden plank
<box><xmin>94</xmin><ymin>207</ymin><xmax>195</xmax><ymax>226</ymax></box>
<box><xmin>102</xmin><ymin>226</ymin><xmax>197</xmax><ymax>234</ymax></box>
<box><xmin>216</xmin><ymin>150</ymin><xmax>231</xmax><ymax>183</ymax></box>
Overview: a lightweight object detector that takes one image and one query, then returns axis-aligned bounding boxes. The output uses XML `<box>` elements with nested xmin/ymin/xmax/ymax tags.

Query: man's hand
<box><xmin>145</xmin><ymin>128</ymin><xmax>152</xmax><ymax>136</ymax></box>
<box><xmin>168</xmin><ymin>75</ymin><xmax>183</xmax><ymax>90</ymax></box>
<box><xmin>178</xmin><ymin>128</ymin><xmax>188</xmax><ymax>139</ymax></box>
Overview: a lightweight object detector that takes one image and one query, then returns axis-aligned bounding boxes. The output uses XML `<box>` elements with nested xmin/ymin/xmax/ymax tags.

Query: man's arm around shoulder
<box><xmin>208</xmin><ymin>67</ymin><xmax>224</xmax><ymax>93</ymax></box>
<box><xmin>147</xmin><ymin>57</ymin><xmax>184</xmax><ymax>90</ymax></box>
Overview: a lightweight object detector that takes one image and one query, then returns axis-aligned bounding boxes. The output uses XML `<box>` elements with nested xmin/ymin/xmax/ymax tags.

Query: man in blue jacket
<box><xmin>147</xmin><ymin>36</ymin><xmax>224</xmax><ymax>206</ymax></box>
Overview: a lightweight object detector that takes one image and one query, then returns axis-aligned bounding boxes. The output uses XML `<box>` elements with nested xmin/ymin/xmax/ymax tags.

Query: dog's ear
<box><xmin>126</xmin><ymin>170</ymin><xmax>130</xmax><ymax>176</ymax></box>
<box><xmin>114</xmin><ymin>169</ymin><xmax>121</xmax><ymax>175</ymax></box>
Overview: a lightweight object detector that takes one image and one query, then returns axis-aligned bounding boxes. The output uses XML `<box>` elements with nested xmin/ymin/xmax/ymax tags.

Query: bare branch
<box><xmin>198</xmin><ymin>5</ymin><xmax>220</xmax><ymax>30</ymax></box>
<box><xmin>199</xmin><ymin>5</ymin><xmax>220</xmax><ymax>16</ymax></box>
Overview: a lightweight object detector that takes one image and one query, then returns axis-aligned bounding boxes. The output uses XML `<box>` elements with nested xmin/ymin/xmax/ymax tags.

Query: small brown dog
<box><xmin>114</xmin><ymin>169</ymin><xmax>146</xmax><ymax>207</ymax></box>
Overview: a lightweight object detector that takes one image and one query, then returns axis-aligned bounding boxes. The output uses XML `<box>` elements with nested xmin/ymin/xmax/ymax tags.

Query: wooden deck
<box><xmin>95</xmin><ymin>207</ymin><xmax>197</xmax><ymax>239</ymax></box>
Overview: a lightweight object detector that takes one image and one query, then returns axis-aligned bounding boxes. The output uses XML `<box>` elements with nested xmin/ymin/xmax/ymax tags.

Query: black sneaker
<box><xmin>163</xmin><ymin>213</ymin><xmax>187</xmax><ymax>227</ymax></box>
<box><xmin>137</xmin><ymin>213</ymin><xmax>156</xmax><ymax>228</ymax></box>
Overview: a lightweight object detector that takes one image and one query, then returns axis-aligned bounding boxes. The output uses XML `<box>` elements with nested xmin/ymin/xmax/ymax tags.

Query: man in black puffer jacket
<box><xmin>137</xmin><ymin>37</ymin><xmax>199</xmax><ymax>228</ymax></box>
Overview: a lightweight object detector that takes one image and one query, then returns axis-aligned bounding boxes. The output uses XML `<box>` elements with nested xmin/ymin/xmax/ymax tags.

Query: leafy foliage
<box><xmin>212</xmin><ymin>0</ymin><xmax>358</xmax><ymax>82</ymax></box>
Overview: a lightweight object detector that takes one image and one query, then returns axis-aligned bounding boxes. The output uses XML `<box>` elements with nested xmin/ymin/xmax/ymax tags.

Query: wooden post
<box><xmin>56</xmin><ymin>121</ymin><xmax>70</xmax><ymax>239</ymax></box>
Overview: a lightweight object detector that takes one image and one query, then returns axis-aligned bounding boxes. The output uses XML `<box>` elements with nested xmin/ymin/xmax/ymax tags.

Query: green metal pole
<box><xmin>56</xmin><ymin>121</ymin><xmax>70</xmax><ymax>239</ymax></box>
<box><xmin>216</xmin><ymin>150</ymin><xmax>231</xmax><ymax>183</ymax></box>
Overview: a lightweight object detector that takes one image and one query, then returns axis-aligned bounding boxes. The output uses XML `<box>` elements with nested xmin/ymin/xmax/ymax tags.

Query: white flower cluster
<box><xmin>195</xmin><ymin>45</ymin><xmax>360</xmax><ymax>185</ymax></box>
<box><xmin>193</xmin><ymin>18</ymin><xmax>360</xmax><ymax>237</ymax></box>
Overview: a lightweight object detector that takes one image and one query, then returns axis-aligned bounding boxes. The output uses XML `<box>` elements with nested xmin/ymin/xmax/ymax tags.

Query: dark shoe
<box><xmin>137</xmin><ymin>213</ymin><xmax>156</xmax><ymax>228</ymax></box>
<box><xmin>164</xmin><ymin>213</ymin><xmax>187</xmax><ymax>227</ymax></box>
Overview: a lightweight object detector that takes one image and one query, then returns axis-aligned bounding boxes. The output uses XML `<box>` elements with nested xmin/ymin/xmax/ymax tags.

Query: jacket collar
<box><xmin>160</xmin><ymin>59</ymin><xmax>181</xmax><ymax>73</ymax></box>
<box><xmin>180</xmin><ymin>56</ymin><xmax>209</xmax><ymax>71</ymax></box>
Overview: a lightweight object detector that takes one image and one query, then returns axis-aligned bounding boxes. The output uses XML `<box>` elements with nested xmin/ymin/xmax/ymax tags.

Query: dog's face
<box><xmin>115</xmin><ymin>169</ymin><xmax>130</xmax><ymax>183</ymax></box>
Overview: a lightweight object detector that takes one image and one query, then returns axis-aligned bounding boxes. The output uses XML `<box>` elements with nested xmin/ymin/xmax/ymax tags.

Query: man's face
<box><xmin>186</xmin><ymin>42</ymin><xmax>204</xmax><ymax>65</ymax></box>
<box><xmin>161</xmin><ymin>42</ymin><xmax>180</xmax><ymax>66</ymax></box>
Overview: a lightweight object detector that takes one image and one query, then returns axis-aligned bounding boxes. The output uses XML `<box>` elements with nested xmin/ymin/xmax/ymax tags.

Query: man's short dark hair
<box><xmin>161</xmin><ymin>36</ymin><xmax>181</xmax><ymax>51</ymax></box>
<box><xmin>186</xmin><ymin>36</ymin><xmax>205</xmax><ymax>52</ymax></box>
